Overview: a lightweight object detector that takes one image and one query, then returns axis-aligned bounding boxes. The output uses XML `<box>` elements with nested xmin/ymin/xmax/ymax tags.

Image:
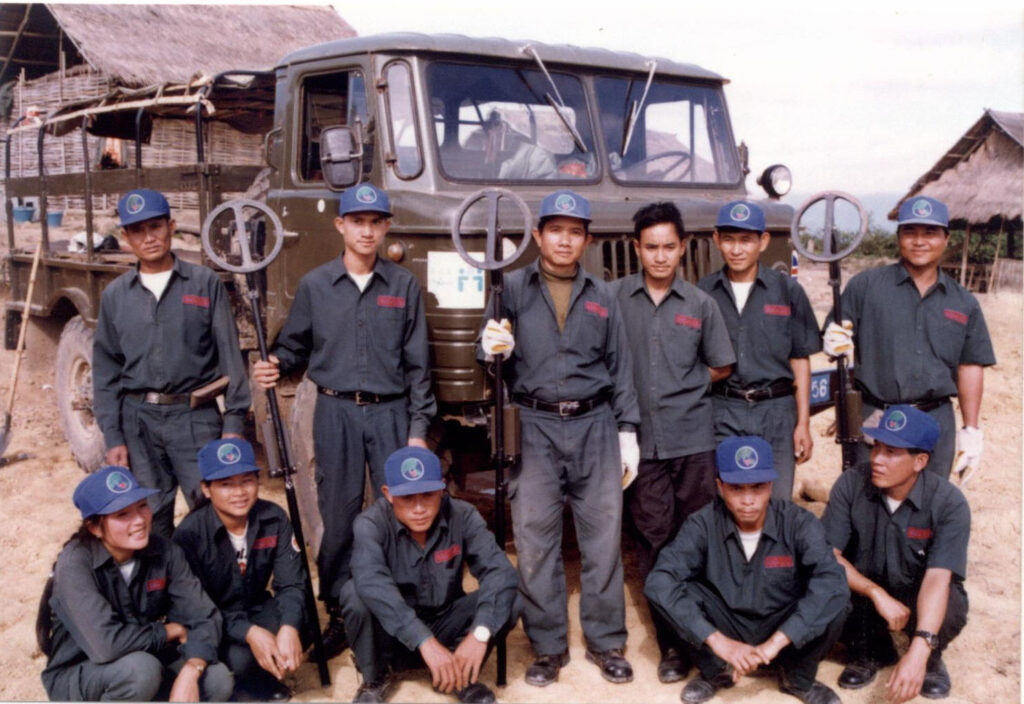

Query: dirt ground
<box><xmin>0</xmin><ymin>235</ymin><xmax>1018</xmax><ymax>703</ymax></box>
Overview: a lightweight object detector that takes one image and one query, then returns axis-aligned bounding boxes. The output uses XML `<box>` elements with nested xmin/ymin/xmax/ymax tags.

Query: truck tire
<box><xmin>56</xmin><ymin>316</ymin><xmax>106</xmax><ymax>472</ymax></box>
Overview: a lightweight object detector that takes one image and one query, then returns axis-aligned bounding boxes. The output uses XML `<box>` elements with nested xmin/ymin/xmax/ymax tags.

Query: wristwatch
<box><xmin>472</xmin><ymin>625</ymin><xmax>491</xmax><ymax>643</ymax></box>
<box><xmin>914</xmin><ymin>630</ymin><xmax>939</xmax><ymax>650</ymax></box>
<box><xmin>189</xmin><ymin>661</ymin><xmax>207</xmax><ymax>676</ymax></box>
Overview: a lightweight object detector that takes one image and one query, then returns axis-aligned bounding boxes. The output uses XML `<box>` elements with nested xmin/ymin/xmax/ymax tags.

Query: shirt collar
<box><xmin>389</xmin><ymin>494</ymin><xmax>451</xmax><ymax>542</ymax></box>
<box><xmin>526</xmin><ymin>259</ymin><xmax>591</xmax><ymax>288</ymax></box>
<box><xmin>710</xmin><ymin>264</ymin><xmax>767</xmax><ymax>291</ymax></box>
<box><xmin>127</xmin><ymin>253</ymin><xmax>186</xmax><ymax>285</ymax></box>
<box><xmin>896</xmin><ymin>261</ymin><xmax>947</xmax><ymax>293</ymax></box>
<box><xmin>331</xmin><ymin>255</ymin><xmax>388</xmax><ymax>286</ymax></box>
<box><xmin>628</xmin><ymin>273</ymin><xmax>688</xmax><ymax>301</ymax></box>
<box><xmin>713</xmin><ymin>495</ymin><xmax>780</xmax><ymax>544</ymax></box>
<box><xmin>89</xmin><ymin>533</ymin><xmax>160</xmax><ymax>570</ymax></box>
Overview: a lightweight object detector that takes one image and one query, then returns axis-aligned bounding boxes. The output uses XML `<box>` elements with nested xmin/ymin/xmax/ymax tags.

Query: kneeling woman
<box><xmin>173</xmin><ymin>439</ymin><xmax>306</xmax><ymax>701</ymax></box>
<box><xmin>41</xmin><ymin>467</ymin><xmax>232</xmax><ymax>701</ymax></box>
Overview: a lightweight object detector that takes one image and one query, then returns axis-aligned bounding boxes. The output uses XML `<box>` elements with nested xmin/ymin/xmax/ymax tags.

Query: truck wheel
<box><xmin>288</xmin><ymin>377</ymin><xmax>324</xmax><ymax>556</ymax></box>
<box><xmin>56</xmin><ymin>316</ymin><xmax>105</xmax><ymax>472</ymax></box>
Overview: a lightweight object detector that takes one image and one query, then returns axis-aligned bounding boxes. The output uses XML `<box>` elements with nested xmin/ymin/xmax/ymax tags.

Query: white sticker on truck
<box><xmin>427</xmin><ymin>251</ymin><xmax>486</xmax><ymax>309</ymax></box>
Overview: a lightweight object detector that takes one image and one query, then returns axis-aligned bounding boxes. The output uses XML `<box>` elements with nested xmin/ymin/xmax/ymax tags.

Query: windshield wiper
<box><xmin>621</xmin><ymin>59</ymin><xmax>657</xmax><ymax>156</ymax></box>
<box><xmin>520</xmin><ymin>44</ymin><xmax>587</xmax><ymax>153</ymax></box>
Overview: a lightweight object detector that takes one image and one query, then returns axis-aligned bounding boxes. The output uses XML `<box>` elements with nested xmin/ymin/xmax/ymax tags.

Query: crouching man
<box><xmin>341</xmin><ymin>447</ymin><xmax>518</xmax><ymax>703</ymax></box>
<box><xmin>822</xmin><ymin>406</ymin><xmax>969</xmax><ymax>702</ymax></box>
<box><xmin>645</xmin><ymin>437</ymin><xmax>849</xmax><ymax>704</ymax></box>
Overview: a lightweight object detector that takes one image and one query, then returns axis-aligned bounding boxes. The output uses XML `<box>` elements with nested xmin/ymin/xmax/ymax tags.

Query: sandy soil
<box><xmin>0</xmin><ymin>244</ymin><xmax>1018</xmax><ymax>703</ymax></box>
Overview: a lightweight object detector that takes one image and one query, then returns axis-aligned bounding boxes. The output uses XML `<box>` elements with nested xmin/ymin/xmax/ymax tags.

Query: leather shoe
<box><xmin>779</xmin><ymin>679</ymin><xmax>841</xmax><ymax>704</ymax></box>
<box><xmin>524</xmin><ymin>651</ymin><xmax>569</xmax><ymax>687</ymax></box>
<box><xmin>353</xmin><ymin>671</ymin><xmax>393</xmax><ymax>702</ymax></box>
<box><xmin>456</xmin><ymin>682</ymin><xmax>496</xmax><ymax>703</ymax></box>
<box><xmin>681</xmin><ymin>669</ymin><xmax>734</xmax><ymax>703</ymax></box>
<box><xmin>234</xmin><ymin>679</ymin><xmax>292</xmax><ymax>702</ymax></box>
<box><xmin>921</xmin><ymin>656</ymin><xmax>951</xmax><ymax>699</ymax></box>
<box><xmin>658</xmin><ymin>647</ymin><xmax>689</xmax><ymax>683</ymax></box>
<box><xmin>838</xmin><ymin>659</ymin><xmax>879</xmax><ymax>689</ymax></box>
<box><xmin>585</xmin><ymin>647</ymin><xmax>633</xmax><ymax>683</ymax></box>
<box><xmin>320</xmin><ymin>605</ymin><xmax>349</xmax><ymax>659</ymax></box>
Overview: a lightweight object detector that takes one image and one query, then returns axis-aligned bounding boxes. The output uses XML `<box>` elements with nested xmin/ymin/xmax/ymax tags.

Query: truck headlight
<box><xmin>758</xmin><ymin>164</ymin><xmax>792</xmax><ymax>199</ymax></box>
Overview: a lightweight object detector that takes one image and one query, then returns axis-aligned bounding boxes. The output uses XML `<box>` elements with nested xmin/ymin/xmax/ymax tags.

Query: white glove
<box><xmin>481</xmin><ymin>318</ymin><xmax>514</xmax><ymax>361</ymax></box>
<box><xmin>619</xmin><ymin>431</ymin><xmax>640</xmax><ymax>490</ymax></box>
<box><xmin>952</xmin><ymin>426</ymin><xmax>984</xmax><ymax>486</ymax></box>
<box><xmin>823</xmin><ymin>320</ymin><xmax>855</xmax><ymax>359</ymax></box>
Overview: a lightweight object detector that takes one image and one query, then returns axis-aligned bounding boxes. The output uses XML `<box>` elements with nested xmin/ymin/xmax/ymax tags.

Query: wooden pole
<box><xmin>988</xmin><ymin>216</ymin><xmax>1005</xmax><ymax>294</ymax></box>
<box><xmin>959</xmin><ymin>224</ymin><xmax>971</xmax><ymax>287</ymax></box>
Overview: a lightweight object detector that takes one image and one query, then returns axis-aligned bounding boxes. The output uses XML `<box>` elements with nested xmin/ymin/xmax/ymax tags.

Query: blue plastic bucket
<box><xmin>46</xmin><ymin>211</ymin><xmax>64</xmax><ymax>227</ymax></box>
<box><xmin>12</xmin><ymin>205</ymin><xmax>33</xmax><ymax>223</ymax></box>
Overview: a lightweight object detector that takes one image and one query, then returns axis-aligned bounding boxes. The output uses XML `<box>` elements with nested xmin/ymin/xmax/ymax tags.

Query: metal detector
<box><xmin>790</xmin><ymin>191</ymin><xmax>869</xmax><ymax>472</ymax></box>
<box><xmin>201</xmin><ymin>199</ymin><xmax>331</xmax><ymax>687</ymax></box>
<box><xmin>451</xmin><ymin>188</ymin><xmax>533</xmax><ymax>686</ymax></box>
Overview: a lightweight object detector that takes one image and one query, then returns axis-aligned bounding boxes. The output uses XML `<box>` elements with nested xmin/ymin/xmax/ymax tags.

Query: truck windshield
<box><xmin>594</xmin><ymin>76</ymin><xmax>740</xmax><ymax>186</ymax></box>
<box><xmin>426</xmin><ymin>62</ymin><xmax>597</xmax><ymax>182</ymax></box>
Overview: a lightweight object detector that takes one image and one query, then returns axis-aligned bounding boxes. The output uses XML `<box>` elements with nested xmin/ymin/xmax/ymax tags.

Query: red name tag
<box><xmin>764</xmin><ymin>555</ymin><xmax>794</xmax><ymax>569</ymax></box>
<box><xmin>146</xmin><ymin>577</ymin><xmax>166</xmax><ymax>592</ymax></box>
<box><xmin>907</xmin><ymin>527</ymin><xmax>933</xmax><ymax>540</ymax></box>
<box><xmin>377</xmin><ymin>295</ymin><xmax>406</xmax><ymax>309</ymax></box>
<box><xmin>433</xmin><ymin>544</ymin><xmax>462</xmax><ymax>564</ymax></box>
<box><xmin>584</xmin><ymin>301</ymin><xmax>608</xmax><ymax>318</ymax></box>
<box><xmin>763</xmin><ymin>304</ymin><xmax>791</xmax><ymax>317</ymax></box>
<box><xmin>675</xmin><ymin>314</ymin><xmax>701</xmax><ymax>329</ymax></box>
<box><xmin>944</xmin><ymin>309</ymin><xmax>967</xmax><ymax>325</ymax></box>
<box><xmin>182</xmin><ymin>294</ymin><xmax>210</xmax><ymax>308</ymax></box>
<box><xmin>253</xmin><ymin>536</ymin><xmax>278</xmax><ymax>550</ymax></box>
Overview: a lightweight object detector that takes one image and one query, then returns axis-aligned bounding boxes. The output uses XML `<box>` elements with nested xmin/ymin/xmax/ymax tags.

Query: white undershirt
<box><xmin>349</xmin><ymin>272</ymin><xmax>373</xmax><ymax>292</ymax></box>
<box><xmin>118</xmin><ymin>559</ymin><xmax>137</xmax><ymax>583</ymax></box>
<box><xmin>730</xmin><ymin>280</ymin><xmax>754</xmax><ymax>314</ymax></box>
<box><xmin>738</xmin><ymin>530</ymin><xmax>762</xmax><ymax>561</ymax></box>
<box><xmin>884</xmin><ymin>496</ymin><xmax>904</xmax><ymax>514</ymax></box>
<box><xmin>228</xmin><ymin>525</ymin><xmax>249</xmax><ymax>575</ymax></box>
<box><xmin>139</xmin><ymin>269</ymin><xmax>173</xmax><ymax>300</ymax></box>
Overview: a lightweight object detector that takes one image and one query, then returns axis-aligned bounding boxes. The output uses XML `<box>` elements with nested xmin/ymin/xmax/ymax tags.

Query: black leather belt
<box><xmin>316</xmin><ymin>386</ymin><xmax>404</xmax><ymax>405</ymax></box>
<box><xmin>125</xmin><ymin>391</ymin><xmax>191</xmax><ymax>405</ymax></box>
<box><xmin>512</xmin><ymin>391</ymin><xmax>611</xmax><ymax>417</ymax></box>
<box><xmin>858</xmin><ymin>386</ymin><xmax>950</xmax><ymax>414</ymax></box>
<box><xmin>715</xmin><ymin>380</ymin><xmax>795</xmax><ymax>403</ymax></box>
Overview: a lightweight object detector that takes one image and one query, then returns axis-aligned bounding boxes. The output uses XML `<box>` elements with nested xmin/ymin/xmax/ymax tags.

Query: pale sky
<box><xmin>333</xmin><ymin>1</ymin><xmax>1022</xmax><ymax>202</ymax></box>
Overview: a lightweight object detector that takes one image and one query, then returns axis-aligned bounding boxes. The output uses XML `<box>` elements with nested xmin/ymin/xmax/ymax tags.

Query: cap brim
<box><xmin>120</xmin><ymin>210</ymin><xmax>169</xmax><ymax>227</ymax></box>
<box><xmin>94</xmin><ymin>487</ymin><xmax>159</xmax><ymax>516</ymax></box>
<box><xmin>203</xmin><ymin>463</ymin><xmax>260</xmax><ymax>482</ymax></box>
<box><xmin>716</xmin><ymin>223</ymin><xmax>763</xmax><ymax>233</ymax></box>
<box><xmin>340</xmin><ymin>206</ymin><xmax>393</xmax><ymax>217</ymax></box>
<box><xmin>862</xmin><ymin>426</ymin><xmax>923</xmax><ymax>450</ymax></box>
<box><xmin>718</xmin><ymin>468</ymin><xmax>778</xmax><ymax>485</ymax></box>
<box><xmin>387</xmin><ymin>479</ymin><xmax>446</xmax><ymax>496</ymax></box>
<box><xmin>898</xmin><ymin>218</ymin><xmax>948</xmax><ymax>228</ymax></box>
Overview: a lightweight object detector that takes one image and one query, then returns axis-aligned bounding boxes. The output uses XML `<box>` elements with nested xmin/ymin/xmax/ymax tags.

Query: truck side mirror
<box><xmin>320</xmin><ymin>126</ymin><xmax>363</xmax><ymax>189</ymax></box>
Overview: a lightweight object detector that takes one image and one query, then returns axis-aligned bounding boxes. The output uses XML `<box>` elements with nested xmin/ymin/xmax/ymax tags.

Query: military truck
<box><xmin>4</xmin><ymin>33</ymin><xmax>798</xmax><ymax>550</ymax></box>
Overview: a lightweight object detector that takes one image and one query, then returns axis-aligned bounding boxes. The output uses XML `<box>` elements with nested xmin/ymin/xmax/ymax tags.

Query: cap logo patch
<box><xmin>106</xmin><ymin>471</ymin><xmax>132</xmax><ymax>493</ymax></box>
<box><xmin>885</xmin><ymin>410</ymin><xmax>908</xmax><ymax>431</ymax></box>
<box><xmin>217</xmin><ymin>443</ymin><xmax>242</xmax><ymax>465</ymax></box>
<box><xmin>735</xmin><ymin>445</ymin><xmax>759</xmax><ymax>469</ymax></box>
<box><xmin>400</xmin><ymin>457</ymin><xmax>425</xmax><ymax>482</ymax></box>
<box><xmin>126</xmin><ymin>193</ymin><xmax>145</xmax><ymax>214</ymax></box>
<box><xmin>555</xmin><ymin>194</ymin><xmax>577</xmax><ymax>212</ymax></box>
<box><xmin>730</xmin><ymin>203</ymin><xmax>751</xmax><ymax>222</ymax></box>
<box><xmin>911</xmin><ymin>199</ymin><xmax>933</xmax><ymax>218</ymax></box>
<box><xmin>356</xmin><ymin>186</ymin><xmax>378</xmax><ymax>204</ymax></box>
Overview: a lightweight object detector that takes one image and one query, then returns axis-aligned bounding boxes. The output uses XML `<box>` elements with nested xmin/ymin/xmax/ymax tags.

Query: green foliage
<box><xmin>947</xmin><ymin>229</ymin><xmax>1011</xmax><ymax>265</ymax></box>
<box><xmin>851</xmin><ymin>227</ymin><xmax>899</xmax><ymax>259</ymax></box>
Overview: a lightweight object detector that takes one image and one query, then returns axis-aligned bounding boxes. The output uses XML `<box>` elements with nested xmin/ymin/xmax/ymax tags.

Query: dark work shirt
<box><xmin>351</xmin><ymin>495</ymin><xmax>518</xmax><ymax>651</ymax></box>
<box><xmin>478</xmin><ymin>260</ymin><xmax>640</xmax><ymax>430</ymax></box>
<box><xmin>173</xmin><ymin>499</ymin><xmax>306</xmax><ymax>645</ymax></box>
<box><xmin>829</xmin><ymin>262</ymin><xmax>995</xmax><ymax>403</ymax></box>
<box><xmin>43</xmin><ymin>534</ymin><xmax>222</xmax><ymax>697</ymax></box>
<box><xmin>93</xmin><ymin>256</ymin><xmax>251</xmax><ymax>446</ymax></box>
<box><xmin>613</xmin><ymin>273</ymin><xmax>735</xmax><ymax>458</ymax></box>
<box><xmin>271</xmin><ymin>256</ymin><xmax>436</xmax><ymax>438</ymax></box>
<box><xmin>822</xmin><ymin>466</ymin><xmax>970</xmax><ymax>594</ymax></box>
<box><xmin>698</xmin><ymin>265</ymin><xmax>821</xmax><ymax>389</ymax></box>
<box><xmin>645</xmin><ymin>497</ymin><xmax>849</xmax><ymax>649</ymax></box>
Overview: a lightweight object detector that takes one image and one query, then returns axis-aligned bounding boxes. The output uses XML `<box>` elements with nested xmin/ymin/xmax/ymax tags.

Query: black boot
<box><xmin>320</xmin><ymin>603</ymin><xmax>349</xmax><ymax>659</ymax></box>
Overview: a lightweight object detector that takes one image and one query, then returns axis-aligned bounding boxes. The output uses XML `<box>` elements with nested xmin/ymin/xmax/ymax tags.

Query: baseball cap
<box><xmin>897</xmin><ymin>196</ymin><xmax>949</xmax><ymax>229</ymax></box>
<box><xmin>384</xmin><ymin>446</ymin><xmax>446</xmax><ymax>496</ymax></box>
<box><xmin>716</xmin><ymin>436</ymin><xmax>778</xmax><ymax>485</ymax></box>
<box><xmin>862</xmin><ymin>405</ymin><xmax>940</xmax><ymax>452</ymax></box>
<box><xmin>716</xmin><ymin>200</ymin><xmax>766</xmax><ymax>233</ymax></box>
<box><xmin>117</xmin><ymin>188</ymin><xmax>171</xmax><ymax>227</ymax></box>
<box><xmin>338</xmin><ymin>183</ymin><xmax>393</xmax><ymax>217</ymax></box>
<box><xmin>73</xmin><ymin>466</ymin><xmax>159</xmax><ymax>520</ymax></box>
<box><xmin>539</xmin><ymin>189</ymin><xmax>592</xmax><ymax>223</ymax></box>
<box><xmin>198</xmin><ymin>438</ymin><xmax>260</xmax><ymax>481</ymax></box>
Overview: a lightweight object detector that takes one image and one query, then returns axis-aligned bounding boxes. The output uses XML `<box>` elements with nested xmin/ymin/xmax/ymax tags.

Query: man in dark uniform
<box><xmin>822</xmin><ymin>405</ymin><xmax>970</xmax><ymax>702</ymax></box>
<box><xmin>698</xmin><ymin>200</ymin><xmax>820</xmax><ymax>501</ymax></box>
<box><xmin>93</xmin><ymin>188</ymin><xmax>251</xmax><ymax>539</ymax></box>
<box><xmin>252</xmin><ymin>183</ymin><xmax>436</xmax><ymax>657</ymax></box>
<box><xmin>341</xmin><ymin>446</ymin><xmax>517</xmax><ymax>703</ymax></box>
<box><xmin>645</xmin><ymin>436</ymin><xmax>848</xmax><ymax>704</ymax></box>
<box><xmin>478</xmin><ymin>189</ymin><xmax>641</xmax><ymax>686</ymax></box>
<box><xmin>613</xmin><ymin>201</ymin><xmax>735</xmax><ymax>682</ymax></box>
<box><xmin>823</xmin><ymin>196</ymin><xmax>995</xmax><ymax>480</ymax></box>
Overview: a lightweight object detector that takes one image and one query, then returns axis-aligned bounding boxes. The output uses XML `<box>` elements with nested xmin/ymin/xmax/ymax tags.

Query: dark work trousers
<box><xmin>122</xmin><ymin>397</ymin><xmax>222</xmax><ymax>538</ymax></box>
<box><xmin>856</xmin><ymin>401</ymin><xmax>956</xmax><ymax>478</ymax></box>
<box><xmin>677</xmin><ymin>582</ymin><xmax>847</xmax><ymax>691</ymax></box>
<box><xmin>713</xmin><ymin>395</ymin><xmax>796</xmax><ymax>501</ymax></box>
<box><xmin>220</xmin><ymin>602</ymin><xmax>306</xmax><ymax>698</ymax></box>
<box><xmin>66</xmin><ymin>650</ymin><xmax>234</xmax><ymax>702</ymax></box>
<box><xmin>314</xmin><ymin>393</ymin><xmax>408</xmax><ymax>604</ymax></box>
<box><xmin>841</xmin><ymin>581</ymin><xmax>968</xmax><ymax>663</ymax></box>
<box><xmin>630</xmin><ymin>450</ymin><xmax>716</xmax><ymax>654</ymax></box>
<box><xmin>511</xmin><ymin>404</ymin><xmax>626</xmax><ymax>656</ymax></box>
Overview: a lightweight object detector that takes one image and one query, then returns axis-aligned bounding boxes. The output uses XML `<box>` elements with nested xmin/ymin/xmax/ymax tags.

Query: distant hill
<box><xmin>782</xmin><ymin>191</ymin><xmax>901</xmax><ymax>234</ymax></box>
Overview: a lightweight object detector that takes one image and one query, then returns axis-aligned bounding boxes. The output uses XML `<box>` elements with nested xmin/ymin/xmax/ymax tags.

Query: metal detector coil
<box><xmin>451</xmin><ymin>188</ymin><xmax>533</xmax><ymax>271</ymax></box>
<box><xmin>201</xmin><ymin>199</ymin><xmax>284</xmax><ymax>273</ymax></box>
<box><xmin>790</xmin><ymin>191</ymin><xmax>868</xmax><ymax>263</ymax></box>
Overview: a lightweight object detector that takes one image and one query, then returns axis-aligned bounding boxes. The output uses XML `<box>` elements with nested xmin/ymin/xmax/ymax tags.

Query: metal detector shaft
<box><xmin>490</xmin><ymin>269</ymin><xmax>508</xmax><ymax>687</ymax></box>
<box><xmin>828</xmin><ymin>251</ymin><xmax>859</xmax><ymax>471</ymax></box>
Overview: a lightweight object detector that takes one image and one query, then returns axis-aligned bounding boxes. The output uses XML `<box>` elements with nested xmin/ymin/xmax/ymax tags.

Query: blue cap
<box><xmin>384</xmin><ymin>446</ymin><xmax>446</xmax><ymax>496</ymax></box>
<box><xmin>118</xmin><ymin>189</ymin><xmax>170</xmax><ymax>227</ymax></box>
<box><xmin>539</xmin><ymin>189</ymin><xmax>591</xmax><ymax>223</ymax></box>
<box><xmin>338</xmin><ymin>183</ymin><xmax>392</xmax><ymax>217</ymax></box>
<box><xmin>862</xmin><ymin>405</ymin><xmax>940</xmax><ymax>452</ymax></box>
<box><xmin>897</xmin><ymin>196</ymin><xmax>949</xmax><ymax>229</ymax></box>
<box><xmin>198</xmin><ymin>438</ymin><xmax>260</xmax><ymax>481</ymax></box>
<box><xmin>716</xmin><ymin>436</ymin><xmax>778</xmax><ymax>485</ymax></box>
<box><xmin>716</xmin><ymin>200</ymin><xmax>766</xmax><ymax>233</ymax></box>
<box><xmin>73</xmin><ymin>466</ymin><xmax>158</xmax><ymax>519</ymax></box>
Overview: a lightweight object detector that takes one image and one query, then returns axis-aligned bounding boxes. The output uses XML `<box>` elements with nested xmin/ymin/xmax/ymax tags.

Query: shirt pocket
<box><xmin>927</xmin><ymin>307</ymin><xmax>969</xmax><ymax>368</ymax></box>
<box><xmin>181</xmin><ymin>293</ymin><xmax>214</xmax><ymax>351</ymax></box>
<box><xmin>576</xmin><ymin>300</ymin><xmax>610</xmax><ymax>356</ymax></box>
<box><xmin>761</xmin><ymin>552</ymin><xmax>801</xmax><ymax>600</ymax></box>
<box><xmin>758</xmin><ymin>303</ymin><xmax>794</xmax><ymax>361</ymax></box>
<box><xmin>372</xmin><ymin>299</ymin><xmax>408</xmax><ymax>352</ymax></box>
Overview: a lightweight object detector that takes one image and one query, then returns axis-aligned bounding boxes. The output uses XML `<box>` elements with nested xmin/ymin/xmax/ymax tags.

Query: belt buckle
<box><xmin>742</xmin><ymin>388</ymin><xmax>756</xmax><ymax>402</ymax></box>
<box><xmin>354</xmin><ymin>391</ymin><xmax>370</xmax><ymax>406</ymax></box>
<box><xmin>144</xmin><ymin>392</ymin><xmax>161</xmax><ymax>404</ymax></box>
<box><xmin>558</xmin><ymin>400</ymin><xmax>580</xmax><ymax>417</ymax></box>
